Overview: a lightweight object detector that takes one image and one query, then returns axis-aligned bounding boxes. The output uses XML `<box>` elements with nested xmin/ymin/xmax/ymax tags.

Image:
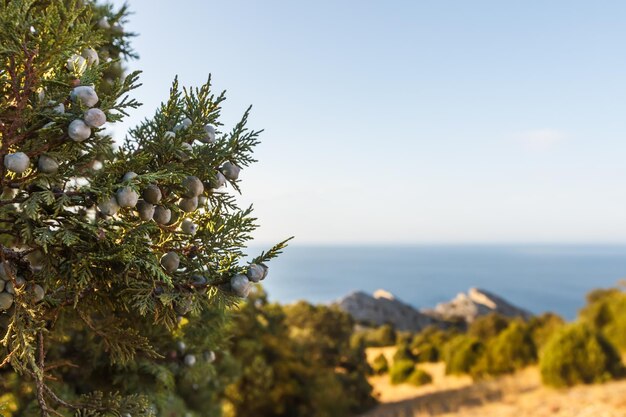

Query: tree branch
<box><xmin>36</xmin><ymin>331</ymin><xmax>49</xmax><ymax>417</ymax></box>
<box><xmin>0</xmin><ymin>348</ymin><xmax>15</xmax><ymax>369</ymax></box>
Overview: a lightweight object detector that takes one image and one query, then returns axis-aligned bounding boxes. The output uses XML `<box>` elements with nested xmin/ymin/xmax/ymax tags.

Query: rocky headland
<box><xmin>335</xmin><ymin>288</ymin><xmax>532</xmax><ymax>331</ymax></box>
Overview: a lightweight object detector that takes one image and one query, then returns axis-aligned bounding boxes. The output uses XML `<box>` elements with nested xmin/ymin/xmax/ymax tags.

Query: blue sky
<box><xmin>110</xmin><ymin>1</ymin><xmax>626</xmax><ymax>244</ymax></box>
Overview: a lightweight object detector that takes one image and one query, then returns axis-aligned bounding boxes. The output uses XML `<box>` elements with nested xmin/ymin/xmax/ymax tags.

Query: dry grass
<box><xmin>366</xmin><ymin>347</ymin><xmax>472</xmax><ymax>403</ymax></box>
<box><xmin>362</xmin><ymin>347</ymin><xmax>626</xmax><ymax>417</ymax></box>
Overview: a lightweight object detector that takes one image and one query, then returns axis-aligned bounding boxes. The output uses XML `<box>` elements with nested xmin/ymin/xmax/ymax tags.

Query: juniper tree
<box><xmin>0</xmin><ymin>1</ymin><xmax>289</xmax><ymax>416</ymax></box>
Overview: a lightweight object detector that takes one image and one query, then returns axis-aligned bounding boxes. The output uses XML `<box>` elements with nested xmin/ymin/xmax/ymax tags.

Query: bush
<box><xmin>350</xmin><ymin>332</ymin><xmax>367</xmax><ymax>350</ymax></box>
<box><xmin>410</xmin><ymin>326</ymin><xmax>456</xmax><ymax>363</ymax></box>
<box><xmin>352</xmin><ymin>324</ymin><xmax>397</xmax><ymax>348</ymax></box>
<box><xmin>442</xmin><ymin>336</ymin><xmax>484</xmax><ymax>375</ymax></box>
<box><xmin>586</xmin><ymin>288</ymin><xmax>622</xmax><ymax>304</ymax></box>
<box><xmin>393</xmin><ymin>341</ymin><xmax>415</xmax><ymax>363</ymax></box>
<box><xmin>468</xmin><ymin>313</ymin><xmax>511</xmax><ymax>341</ymax></box>
<box><xmin>396</xmin><ymin>331</ymin><xmax>414</xmax><ymax>345</ymax></box>
<box><xmin>372</xmin><ymin>324</ymin><xmax>397</xmax><ymax>346</ymax></box>
<box><xmin>471</xmin><ymin>321</ymin><xmax>537</xmax><ymax>378</ymax></box>
<box><xmin>528</xmin><ymin>312</ymin><xmax>565</xmax><ymax>350</ymax></box>
<box><xmin>390</xmin><ymin>360</ymin><xmax>415</xmax><ymax>384</ymax></box>
<box><xmin>367</xmin><ymin>324</ymin><xmax>397</xmax><ymax>347</ymax></box>
<box><xmin>406</xmin><ymin>369</ymin><xmax>433</xmax><ymax>386</ymax></box>
<box><xmin>579</xmin><ymin>288</ymin><xmax>626</xmax><ymax>351</ymax></box>
<box><xmin>371</xmin><ymin>353</ymin><xmax>389</xmax><ymax>375</ymax></box>
<box><xmin>540</xmin><ymin>323</ymin><xmax>625</xmax><ymax>387</ymax></box>
<box><xmin>414</xmin><ymin>343</ymin><xmax>439</xmax><ymax>363</ymax></box>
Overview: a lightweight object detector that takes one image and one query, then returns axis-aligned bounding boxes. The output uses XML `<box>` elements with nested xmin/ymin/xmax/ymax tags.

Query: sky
<box><xmin>110</xmin><ymin>0</ymin><xmax>626</xmax><ymax>245</ymax></box>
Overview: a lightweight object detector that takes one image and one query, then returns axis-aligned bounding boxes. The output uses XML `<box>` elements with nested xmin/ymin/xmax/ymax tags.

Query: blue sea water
<box><xmin>253</xmin><ymin>245</ymin><xmax>626</xmax><ymax>320</ymax></box>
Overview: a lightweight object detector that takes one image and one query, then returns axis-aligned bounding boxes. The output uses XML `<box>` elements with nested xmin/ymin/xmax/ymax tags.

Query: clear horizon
<box><xmin>111</xmin><ymin>1</ymin><xmax>626</xmax><ymax>245</ymax></box>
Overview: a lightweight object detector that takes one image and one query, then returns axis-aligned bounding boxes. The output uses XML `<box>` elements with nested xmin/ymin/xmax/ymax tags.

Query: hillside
<box><xmin>362</xmin><ymin>347</ymin><xmax>626</xmax><ymax>417</ymax></box>
<box><xmin>336</xmin><ymin>288</ymin><xmax>531</xmax><ymax>332</ymax></box>
<box><xmin>336</xmin><ymin>291</ymin><xmax>441</xmax><ymax>331</ymax></box>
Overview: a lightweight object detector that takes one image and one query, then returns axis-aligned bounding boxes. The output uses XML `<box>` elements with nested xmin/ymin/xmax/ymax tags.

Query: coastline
<box><xmin>251</xmin><ymin>244</ymin><xmax>626</xmax><ymax>320</ymax></box>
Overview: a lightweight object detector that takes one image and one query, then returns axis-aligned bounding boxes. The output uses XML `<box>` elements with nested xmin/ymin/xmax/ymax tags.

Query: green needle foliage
<box><xmin>540</xmin><ymin>323</ymin><xmax>625</xmax><ymax>387</ymax></box>
<box><xmin>0</xmin><ymin>1</ymin><xmax>290</xmax><ymax>416</ymax></box>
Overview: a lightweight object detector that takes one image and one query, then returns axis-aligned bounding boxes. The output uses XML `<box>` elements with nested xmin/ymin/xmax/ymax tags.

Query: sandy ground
<box><xmin>362</xmin><ymin>347</ymin><xmax>626</xmax><ymax>417</ymax></box>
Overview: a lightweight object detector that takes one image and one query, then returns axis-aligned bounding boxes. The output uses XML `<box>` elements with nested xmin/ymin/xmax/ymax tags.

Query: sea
<box><xmin>249</xmin><ymin>244</ymin><xmax>626</xmax><ymax>321</ymax></box>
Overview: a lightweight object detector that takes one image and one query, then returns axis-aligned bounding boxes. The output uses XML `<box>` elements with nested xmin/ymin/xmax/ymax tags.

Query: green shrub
<box><xmin>350</xmin><ymin>332</ymin><xmax>367</xmax><ymax>350</ymax></box>
<box><xmin>371</xmin><ymin>353</ymin><xmax>389</xmax><ymax>375</ymax></box>
<box><xmin>396</xmin><ymin>331</ymin><xmax>413</xmax><ymax>345</ymax></box>
<box><xmin>471</xmin><ymin>321</ymin><xmax>537</xmax><ymax>378</ymax></box>
<box><xmin>389</xmin><ymin>360</ymin><xmax>415</xmax><ymax>384</ymax></box>
<box><xmin>372</xmin><ymin>324</ymin><xmax>397</xmax><ymax>346</ymax></box>
<box><xmin>411</xmin><ymin>326</ymin><xmax>450</xmax><ymax>347</ymax></box>
<box><xmin>442</xmin><ymin>335</ymin><xmax>484</xmax><ymax>375</ymax></box>
<box><xmin>528</xmin><ymin>312</ymin><xmax>565</xmax><ymax>350</ymax></box>
<box><xmin>540</xmin><ymin>323</ymin><xmax>625</xmax><ymax>387</ymax></box>
<box><xmin>579</xmin><ymin>288</ymin><xmax>626</xmax><ymax>351</ymax></box>
<box><xmin>410</xmin><ymin>326</ymin><xmax>456</xmax><ymax>363</ymax></box>
<box><xmin>352</xmin><ymin>324</ymin><xmax>397</xmax><ymax>348</ymax></box>
<box><xmin>366</xmin><ymin>324</ymin><xmax>398</xmax><ymax>347</ymax></box>
<box><xmin>414</xmin><ymin>343</ymin><xmax>439</xmax><ymax>363</ymax></box>
<box><xmin>406</xmin><ymin>369</ymin><xmax>433</xmax><ymax>386</ymax></box>
<box><xmin>393</xmin><ymin>341</ymin><xmax>415</xmax><ymax>363</ymax></box>
<box><xmin>586</xmin><ymin>288</ymin><xmax>622</xmax><ymax>304</ymax></box>
<box><xmin>468</xmin><ymin>313</ymin><xmax>511</xmax><ymax>341</ymax></box>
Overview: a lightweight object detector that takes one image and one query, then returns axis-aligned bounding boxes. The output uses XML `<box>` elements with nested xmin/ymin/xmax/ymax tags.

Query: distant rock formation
<box><xmin>424</xmin><ymin>287</ymin><xmax>533</xmax><ymax>323</ymax></box>
<box><xmin>335</xmin><ymin>290</ymin><xmax>443</xmax><ymax>332</ymax></box>
<box><xmin>335</xmin><ymin>287</ymin><xmax>532</xmax><ymax>331</ymax></box>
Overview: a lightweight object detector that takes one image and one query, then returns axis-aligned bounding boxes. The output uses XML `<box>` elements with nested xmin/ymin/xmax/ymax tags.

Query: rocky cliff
<box><xmin>336</xmin><ymin>290</ymin><xmax>442</xmax><ymax>332</ymax></box>
<box><xmin>425</xmin><ymin>287</ymin><xmax>533</xmax><ymax>323</ymax></box>
<box><xmin>335</xmin><ymin>287</ymin><xmax>532</xmax><ymax>331</ymax></box>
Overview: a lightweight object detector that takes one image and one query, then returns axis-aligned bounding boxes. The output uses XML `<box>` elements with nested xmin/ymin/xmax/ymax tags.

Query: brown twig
<box><xmin>0</xmin><ymin>349</ymin><xmax>15</xmax><ymax>368</ymax></box>
<box><xmin>23</xmin><ymin>362</ymin><xmax>80</xmax><ymax>412</ymax></box>
<box><xmin>43</xmin><ymin>383</ymin><xmax>80</xmax><ymax>410</ymax></box>
<box><xmin>36</xmin><ymin>331</ymin><xmax>49</xmax><ymax>417</ymax></box>
<box><xmin>44</xmin><ymin>359</ymin><xmax>80</xmax><ymax>372</ymax></box>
